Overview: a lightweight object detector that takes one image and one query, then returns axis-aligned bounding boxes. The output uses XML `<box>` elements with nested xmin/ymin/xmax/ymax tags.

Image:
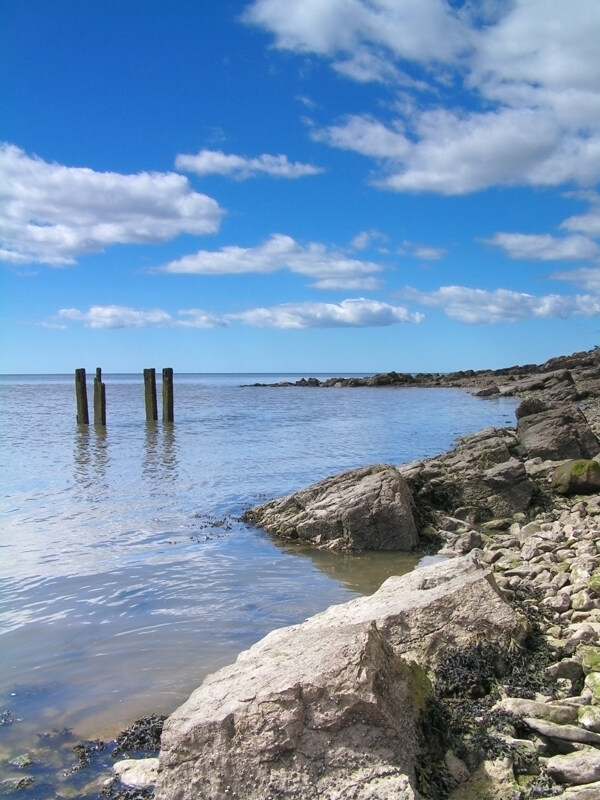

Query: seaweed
<box><xmin>112</xmin><ymin>714</ymin><xmax>166</xmax><ymax>758</ymax></box>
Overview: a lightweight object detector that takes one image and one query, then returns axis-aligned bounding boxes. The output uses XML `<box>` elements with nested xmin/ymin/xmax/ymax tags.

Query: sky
<box><xmin>2</xmin><ymin>0</ymin><xmax>600</xmax><ymax>374</ymax></box>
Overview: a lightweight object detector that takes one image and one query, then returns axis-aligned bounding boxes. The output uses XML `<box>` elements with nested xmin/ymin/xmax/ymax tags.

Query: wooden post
<box><xmin>162</xmin><ymin>367</ymin><xmax>174</xmax><ymax>423</ymax></box>
<box><xmin>144</xmin><ymin>368</ymin><xmax>158</xmax><ymax>421</ymax></box>
<box><xmin>75</xmin><ymin>368</ymin><xmax>89</xmax><ymax>424</ymax></box>
<box><xmin>94</xmin><ymin>367</ymin><xmax>106</xmax><ymax>426</ymax></box>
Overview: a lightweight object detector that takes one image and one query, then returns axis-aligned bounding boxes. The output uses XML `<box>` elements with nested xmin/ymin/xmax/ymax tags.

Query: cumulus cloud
<box><xmin>242</xmin><ymin>0</ymin><xmax>468</xmax><ymax>64</ymax></box>
<box><xmin>58</xmin><ymin>305</ymin><xmax>173</xmax><ymax>329</ymax></box>
<box><xmin>0</xmin><ymin>144</ymin><xmax>224</xmax><ymax>266</ymax></box>
<box><xmin>53</xmin><ymin>299</ymin><xmax>423</xmax><ymax>330</ymax></box>
<box><xmin>175</xmin><ymin>149</ymin><xmax>323</xmax><ymax>179</ymax></box>
<box><xmin>403</xmin><ymin>285</ymin><xmax>600</xmax><ymax>324</ymax></box>
<box><xmin>398</xmin><ymin>240</ymin><xmax>446</xmax><ymax>260</ymax></box>
<box><xmin>484</xmin><ymin>233</ymin><xmax>600</xmax><ymax>262</ymax></box>
<box><xmin>350</xmin><ymin>229</ymin><xmax>388</xmax><ymax>251</ymax></box>
<box><xmin>551</xmin><ymin>267</ymin><xmax>600</xmax><ymax>293</ymax></box>
<box><xmin>230</xmin><ymin>298</ymin><xmax>423</xmax><ymax>328</ymax></box>
<box><xmin>245</xmin><ymin>0</ymin><xmax>600</xmax><ymax>194</ymax></box>
<box><xmin>156</xmin><ymin>233</ymin><xmax>384</xmax><ymax>290</ymax></box>
<box><xmin>560</xmin><ymin>200</ymin><xmax>600</xmax><ymax>237</ymax></box>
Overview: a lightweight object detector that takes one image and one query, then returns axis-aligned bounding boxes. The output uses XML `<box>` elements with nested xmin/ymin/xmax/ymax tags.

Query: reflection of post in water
<box><xmin>74</xmin><ymin>424</ymin><xmax>109</xmax><ymax>490</ymax></box>
<box><xmin>143</xmin><ymin>420</ymin><xmax>178</xmax><ymax>483</ymax></box>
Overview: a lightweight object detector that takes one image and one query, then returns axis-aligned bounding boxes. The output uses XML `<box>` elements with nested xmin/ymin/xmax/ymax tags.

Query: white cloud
<box><xmin>0</xmin><ymin>144</ymin><xmax>224</xmax><ymax>266</ymax></box>
<box><xmin>175</xmin><ymin>149</ymin><xmax>323</xmax><ymax>179</ymax></box>
<box><xmin>246</xmin><ymin>0</ymin><xmax>600</xmax><ymax>194</ymax></box>
<box><xmin>403</xmin><ymin>285</ymin><xmax>600</xmax><ymax>323</ymax></box>
<box><xmin>350</xmin><ymin>229</ymin><xmax>388</xmax><ymax>251</ymax></box>
<box><xmin>174</xmin><ymin>310</ymin><xmax>229</xmax><ymax>328</ymax></box>
<box><xmin>58</xmin><ymin>305</ymin><xmax>173</xmax><ymax>329</ymax></box>
<box><xmin>230</xmin><ymin>298</ymin><xmax>423</xmax><ymax>328</ymax></box>
<box><xmin>54</xmin><ymin>299</ymin><xmax>423</xmax><ymax>330</ymax></box>
<box><xmin>243</xmin><ymin>0</ymin><xmax>468</xmax><ymax>64</ymax></box>
<box><xmin>551</xmin><ymin>267</ymin><xmax>600</xmax><ymax>293</ymax></box>
<box><xmin>560</xmin><ymin>201</ymin><xmax>600</xmax><ymax>237</ymax></box>
<box><xmin>312</xmin><ymin>114</ymin><xmax>410</xmax><ymax>159</ymax></box>
<box><xmin>485</xmin><ymin>233</ymin><xmax>600</xmax><ymax>262</ymax></box>
<box><xmin>156</xmin><ymin>233</ymin><xmax>383</xmax><ymax>290</ymax></box>
<box><xmin>398</xmin><ymin>240</ymin><xmax>446</xmax><ymax>260</ymax></box>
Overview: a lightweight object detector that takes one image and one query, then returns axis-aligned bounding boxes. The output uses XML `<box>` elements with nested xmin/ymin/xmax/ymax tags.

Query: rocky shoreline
<box><xmin>113</xmin><ymin>349</ymin><xmax>599</xmax><ymax>799</ymax></box>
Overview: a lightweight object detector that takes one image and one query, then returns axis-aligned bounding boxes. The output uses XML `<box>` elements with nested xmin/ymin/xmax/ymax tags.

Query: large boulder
<box><xmin>155</xmin><ymin>555</ymin><xmax>528</xmax><ymax>800</ymax></box>
<box><xmin>516</xmin><ymin>403</ymin><xmax>600</xmax><ymax>461</ymax></box>
<box><xmin>157</xmin><ymin>623</ymin><xmax>427</xmax><ymax>800</ymax></box>
<box><xmin>243</xmin><ymin>464</ymin><xmax>418</xmax><ymax>551</ymax></box>
<box><xmin>400</xmin><ymin>427</ymin><xmax>533</xmax><ymax>522</ymax></box>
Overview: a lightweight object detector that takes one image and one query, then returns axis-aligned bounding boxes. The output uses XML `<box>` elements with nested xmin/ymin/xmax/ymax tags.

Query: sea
<box><xmin>0</xmin><ymin>373</ymin><xmax>518</xmax><ymax>796</ymax></box>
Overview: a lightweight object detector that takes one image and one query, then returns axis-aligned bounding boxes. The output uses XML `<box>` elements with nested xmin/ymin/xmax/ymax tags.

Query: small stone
<box><xmin>581</xmin><ymin>646</ymin><xmax>600</xmax><ymax>675</ymax></box>
<box><xmin>448</xmin><ymin>757</ymin><xmax>520</xmax><ymax>800</ymax></box>
<box><xmin>497</xmin><ymin>697</ymin><xmax>578</xmax><ymax>725</ymax></box>
<box><xmin>561</xmin><ymin>781</ymin><xmax>600</xmax><ymax>799</ymax></box>
<box><xmin>113</xmin><ymin>757</ymin><xmax>159</xmax><ymax>789</ymax></box>
<box><xmin>583</xmin><ymin>672</ymin><xmax>600</xmax><ymax>704</ymax></box>
<box><xmin>9</xmin><ymin>753</ymin><xmax>34</xmax><ymax>768</ymax></box>
<box><xmin>579</xmin><ymin>705</ymin><xmax>600</xmax><ymax>732</ymax></box>
<box><xmin>572</xmin><ymin>591</ymin><xmax>595</xmax><ymax>612</ymax></box>
<box><xmin>544</xmin><ymin>593</ymin><xmax>572</xmax><ymax>613</ymax></box>
<box><xmin>523</xmin><ymin>717</ymin><xmax>600</xmax><ymax>745</ymax></box>
<box><xmin>546</xmin><ymin>746</ymin><xmax>600</xmax><ymax>785</ymax></box>
<box><xmin>444</xmin><ymin>750</ymin><xmax>470</xmax><ymax>784</ymax></box>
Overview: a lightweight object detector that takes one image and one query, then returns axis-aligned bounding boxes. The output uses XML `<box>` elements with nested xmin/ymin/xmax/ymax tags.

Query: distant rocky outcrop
<box><xmin>247</xmin><ymin>347</ymin><xmax>600</xmax><ymax>412</ymax></box>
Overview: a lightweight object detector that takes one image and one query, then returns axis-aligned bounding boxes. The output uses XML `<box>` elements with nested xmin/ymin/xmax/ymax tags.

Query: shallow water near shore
<box><xmin>0</xmin><ymin>374</ymin><xmax>517</xmax><ymax>794</ymax></box>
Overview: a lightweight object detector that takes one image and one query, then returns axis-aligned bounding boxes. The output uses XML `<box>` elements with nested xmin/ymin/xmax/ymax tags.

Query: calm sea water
<box><xmin>0</xmin><ymin>374</ymin><xmax>517</xmax><ymax>792</ymax></box>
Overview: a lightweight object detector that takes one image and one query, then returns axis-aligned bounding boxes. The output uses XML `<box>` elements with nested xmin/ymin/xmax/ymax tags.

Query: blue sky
<box><xmin>2</xmin><ymin>0</ymin><xmax>600</xmax><ymax>373</ymax></box>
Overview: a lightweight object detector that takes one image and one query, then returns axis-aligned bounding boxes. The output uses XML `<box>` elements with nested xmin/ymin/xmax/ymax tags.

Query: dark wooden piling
<box><xmin>162</xmin><ymin>367</ymin><xmax>174</xmax><ymax>423</ymax></box>
<box><xmin>75</xmin><ymin>368</ymin><xmax>89</xmax><ymax>424</ymax></box>
<box><xmin>94</xmin><ymin>367</ymin><xmax>106</xmax><ymax>426</ymax></box>
<box><xmin>144</xmin><ymin>368</ymin><xmax>158</xmax><ymax>422</ymax></box>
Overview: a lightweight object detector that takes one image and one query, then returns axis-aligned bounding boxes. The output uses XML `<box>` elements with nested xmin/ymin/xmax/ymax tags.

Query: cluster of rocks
<box><xmin>248</xmin><ymin>348</ymin><xmax>600</xmax><ymax>408</ymax></box>
<box><xmin>114</xmin><ymin>349</ymin><xmax>600</xmax><ymax>799</ymax></box>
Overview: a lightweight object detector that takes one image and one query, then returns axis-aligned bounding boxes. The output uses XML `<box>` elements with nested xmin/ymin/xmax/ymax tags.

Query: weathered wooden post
<box><xmin>162</xmin><ymin>367</ymin><xmax>174</xmax><ymax>423</ymax></box>
<box><xmin>94</xmin><ymin>367</ymin><xmax>106</xmax><ymax>426</ymax></box>
<box><xmin>75</xmin><ymin>368</ymin><xmax>89</xmax><ymax>424</ymax></box>
<box><xmin>144</xmin><ymin>368</ymin><xmax>158</xmax><ymax>422</ymax></box>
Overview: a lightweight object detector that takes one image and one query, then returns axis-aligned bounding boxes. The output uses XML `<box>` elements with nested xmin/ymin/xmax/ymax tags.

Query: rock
<box><xmin>444</xmin><ymin>750</ymin><xmax>470</xmax><ymax>784</ymax></box>
<box><xmin>561</xmin><ymin>781</ymin><xmax>600</xmax><ymax>799</ymax></box>
<box><xmin>579</xmin><ymin>705</ymin><xmax>600</xmax><ymax>732</ymax></box>
<box><xmin>517</xmin><ymin>404</ymin><xmax>600</xmax><ymax>461</ymax></box>
<box><xmin>298</xmin><ymin>553</ymin><xmax>528</xmax><ymax>668</ymax></box>
<box><xmin>448</xmin><ymin>757</ymin><xmax>520</xmax><ymax>800</ymax></box>
<box><xmin>113</xmin><ymin>758</ymin><xmax>159</xmax><ymax>789</ymax></box>
<box><xmin>156</xmin><ymin>555</ymin><xmax>527</xmax><ymax>800</ymax></box>
<box><xmin>546</xmin><ymin>746</ymin><xmax>600</xmax><ymax>785</ymax></box>
<box><xmin>157</xmin><ymin>623</ymin><xmax>427</xmax><ymax>800</ymax></box>
<box><xmin>243</xmin><ymin>464</ymin><xmax>418</xmax><ymax>551</ymax></box>
<box><xmin>553</xmin><ymin>460</ymin><xmax>600</xmax><ymax>496</ymax></box>
<box><xmin>523</xmin><ymin>717</ymin><xmax>600</xmax><ymax>746</ymax></box>
<box><xmin>400</xmin><ymin>427</ymin><xmax>534</xmax><ymax>522</ymax></box>
<box><xmin>495</xmin><ymin>697</ymin><xmax>578</xmax><ymax>725</ymax></box>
